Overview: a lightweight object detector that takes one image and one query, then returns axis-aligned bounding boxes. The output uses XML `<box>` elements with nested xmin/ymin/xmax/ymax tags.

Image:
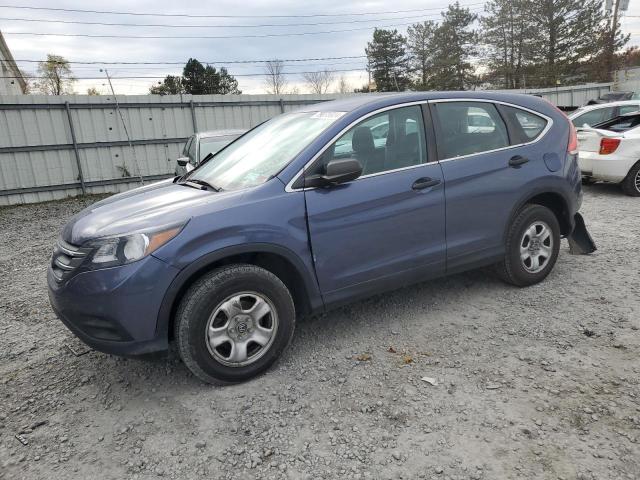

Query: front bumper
<box><xmin>47</xmin><ymin>255</ymin><xmax>180</xmax><ymax>356</ymax></box>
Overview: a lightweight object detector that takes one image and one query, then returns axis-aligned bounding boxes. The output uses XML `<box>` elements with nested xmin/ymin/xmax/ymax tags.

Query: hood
<box><xmin>62</xmin><ymin>179</ymin><xmax>215</xmax><ymax>245</ymax></box>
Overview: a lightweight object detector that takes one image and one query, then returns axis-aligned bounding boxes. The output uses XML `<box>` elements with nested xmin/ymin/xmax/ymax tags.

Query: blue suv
<box><xmin>48</xmin><ymin>92</ymin><xmax>595</xmax><ymax>384</ymax></box>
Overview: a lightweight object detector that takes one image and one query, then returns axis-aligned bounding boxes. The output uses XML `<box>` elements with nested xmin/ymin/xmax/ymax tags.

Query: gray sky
<box><xmin>3</xmin><ymin>0</ymin><xmax>640</xmax><ymax>95</ymax></box>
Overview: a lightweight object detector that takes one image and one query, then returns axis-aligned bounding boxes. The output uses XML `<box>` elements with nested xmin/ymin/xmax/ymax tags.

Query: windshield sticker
<box><xmin>311</xmin><ymin>111</ymin><xmax>346</xmax><ymax>120</ymax></box>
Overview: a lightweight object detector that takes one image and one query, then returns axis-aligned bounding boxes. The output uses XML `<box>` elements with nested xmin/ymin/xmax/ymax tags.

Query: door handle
<box><xmin>412</xmin><ymin>177</ymin><xmax>441</xmax><ymax>190</ymax></box>
<box><xmin>509</xmin><ymin>155</ymin><xmax>529</xmax><ymax>167</ymax></box>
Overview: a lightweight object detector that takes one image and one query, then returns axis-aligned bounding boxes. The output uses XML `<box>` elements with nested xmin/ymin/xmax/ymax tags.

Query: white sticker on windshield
<box><xmin>311</xmin><ymin>111</ymin><xmax>346</xmax><ymax>120</ymax></box>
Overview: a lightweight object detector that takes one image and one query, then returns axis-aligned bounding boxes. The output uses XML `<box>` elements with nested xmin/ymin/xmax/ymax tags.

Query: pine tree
<box><xmin>430</xmin><ymin>2</ymin><xmax>478</xmax><ymax>90</ymax></box>
<box><xmin>527</xmin><ymin>0</ymin><xmax>608</xmax><ymax>86</ymax></box>
<box><xmin>481</xmin><ymin>0</ymin><xmax>533</xmax><ymax>88</ymax></box>
<box><xmin>406</xmin><ymin>21</ymin><xmax>437</xmax><ymax>90</ymax></box>
<box><xmin>365</xmin><ymin>28</ymin><xmax>410</xmax><ymax>92</ymax></box>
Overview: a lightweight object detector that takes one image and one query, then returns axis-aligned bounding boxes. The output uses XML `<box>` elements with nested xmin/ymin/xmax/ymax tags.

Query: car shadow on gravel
<box><xmin>75</xmin><ymin>266</ymin><xmax>503</xmax><ymax>389</ymax></box>
<box><xmin>582</xmin><ymin>182</ymin><xmax>625</xmax><ymax>197</ymax></box>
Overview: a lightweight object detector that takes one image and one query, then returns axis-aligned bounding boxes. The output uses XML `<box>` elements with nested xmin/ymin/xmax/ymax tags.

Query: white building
<box><xmin>0</xmin><ymin>30</ymin><xmax>26</xmax><ymax>95</ymax></box>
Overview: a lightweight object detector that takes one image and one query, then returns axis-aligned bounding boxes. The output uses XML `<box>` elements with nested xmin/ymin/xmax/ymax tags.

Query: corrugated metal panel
<box><xmin>0</xmin><ymin>87</ymin><xmax>612</xmax><ymax>205</ymax></box>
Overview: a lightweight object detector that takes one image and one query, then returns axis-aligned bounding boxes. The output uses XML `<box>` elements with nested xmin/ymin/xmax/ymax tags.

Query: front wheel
<box><xmin>621</xmin><ymin>161</ymin><xmax>640</xmax><ymax>197</ymax></box>
<box><xmin>496</xmin><ymin>204</ymin><xmax>561</xmax><ymax>287</ymax></box>
<box><xmin>174</xmin><ymin>265</ymin><xmax>296</xmax><ymax>384</ymax></box>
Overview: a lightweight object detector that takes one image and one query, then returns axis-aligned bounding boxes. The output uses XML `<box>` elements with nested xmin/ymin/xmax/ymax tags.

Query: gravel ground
<box><xmin>0</xmin><ymin>184</ymin><xmax>638</xmax><ymax>480</ymax></box>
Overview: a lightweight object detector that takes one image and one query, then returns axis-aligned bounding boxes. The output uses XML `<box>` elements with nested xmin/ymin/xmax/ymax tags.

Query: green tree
<box><xmin>150</xmin><ymin>75</ymin><xmax>184</xmax><ymax>95</ymax></box>
<box><xmin>182</xmin><ymin>58</ymin><xmax>207</xmax><ymax>94</ymax></box>
<box><xmin>35</xmin><ymin>54</ymin><xmax>76</xmax><ymax>95</ymax></box>
<box><xmin>203</xmin><ymin>66</ymin><xmax>241</xmax><ymax>95</ymax></box>
<box><xmin>481</xmin><ymin>0</ymin><xmax>534</xmax><ymax>89</ymax></box>
<box><xmin>430</xmin><ymin>2</ymin><xmax>478</xmax><ymax>90</ymax></box>
<box><xmin>365</xmin><ymin>28</ymin><xmax>410</xmax><ymax>92</ymax></box>
<box><xmin>150</xmin><ymin>59</ymin><xmax>241</xmax><ymax>95</ymax></box>
<box><xmin>406</xmin><ymin>21</ymin><xmax>437</xmax><ymax>90</ymax></box>
<box><xmin>527</xmin><ymin>0</ymin><xmax>612</xmax><ymax>86</ymax></box>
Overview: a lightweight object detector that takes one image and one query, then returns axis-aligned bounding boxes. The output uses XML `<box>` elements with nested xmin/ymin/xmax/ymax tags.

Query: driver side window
<box><xmin>310</xmin><ymin>105</ymin><xmax>426</xmax><ymax>178</ymax></box>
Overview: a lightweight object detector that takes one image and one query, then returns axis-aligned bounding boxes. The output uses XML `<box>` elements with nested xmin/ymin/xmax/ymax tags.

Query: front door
<box><xmin>303</xmin><ymin>104</ymin><xmax>446</xmax><ymax>306</ymax></box>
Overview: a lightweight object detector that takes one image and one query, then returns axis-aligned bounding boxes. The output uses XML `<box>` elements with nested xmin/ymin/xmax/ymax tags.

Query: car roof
<box><xmin>571</xmin><ymin>99</ymin><xmax>640</xmax><ymax>114</ymax></box>
<box><xmin>197</xmin><ymin>129</ymin><xmax>246</xmax><ymax>139</ymax></box>
<box><xmin>298</xmin><ymin>91</ymin><xmax>556</xmax><ymax>116</ymax></box>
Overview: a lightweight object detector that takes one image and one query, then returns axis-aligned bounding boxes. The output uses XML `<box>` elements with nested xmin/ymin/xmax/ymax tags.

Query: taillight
<box><xmin>599</xmin><ymin>138</ymin><xmax>621</xmax><ymax>155</ymax></box>
<box><xmin>568</xmin><ymin>122</ymin><xmax>578</xmax><ymax>154</ymax></box>
<box><xmin>542</xmin><ymin>97</ymin><xmax>578</xmax><ymax>154</ymax></box>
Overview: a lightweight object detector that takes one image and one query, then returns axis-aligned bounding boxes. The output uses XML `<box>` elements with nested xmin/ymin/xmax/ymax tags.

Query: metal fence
<box><xmin>0</xmin><ymin>84</ymin><xmax>613</xmax><ymax>205</ymax></box>
<box><xmin>0</xmin><ymin>93</ymin><xmax>352</xmax><ymax>205</ymax></box>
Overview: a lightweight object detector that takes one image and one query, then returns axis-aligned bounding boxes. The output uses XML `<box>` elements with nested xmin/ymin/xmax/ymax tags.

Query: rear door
<box><xmin>303</xmin><ymin>104</ymin><xmax>446</xmax><ymax>305</ymax></box>
<box><xmin>431</xmin><ymin>100</ymin><xmax>551</xmax><ymax>271</ymax></box>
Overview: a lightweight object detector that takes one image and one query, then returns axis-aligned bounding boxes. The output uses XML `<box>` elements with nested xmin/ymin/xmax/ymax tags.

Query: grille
<box><xmin>51</xmin><ymin>239</ymin><xmax>91</xmax><ymax>282</ymax></box>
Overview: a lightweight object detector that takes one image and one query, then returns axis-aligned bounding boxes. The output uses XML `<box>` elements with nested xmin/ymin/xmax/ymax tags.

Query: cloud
<box><xmin>4</xmin><ymin>0</ymin><xmax>640</xmax><ymax>94</ymax></box>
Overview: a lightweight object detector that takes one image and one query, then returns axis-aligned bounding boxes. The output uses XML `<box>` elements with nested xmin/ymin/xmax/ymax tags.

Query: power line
<box><xmin>0</xmin><ymin>10</ymin><xmax>483</xmax><ymax>28</ymax></box>
<box><xmin>0</xmin><ymin>2</ymin><xmax>485</xmax><ymax>19</ymax></box>
<box><xmin>0</xmin><ymin>68</ymin><xmax>369</xmax><ymax>79</ymax></box>
<box><xmin>12</xmin><ymin>55</ymin><xmax>367</xmax><ymax>65</ymax></box>
<box><xmin>1</xmin><ymin>20</ymin><xmax>449</xmax><ymax>39</ymax></box>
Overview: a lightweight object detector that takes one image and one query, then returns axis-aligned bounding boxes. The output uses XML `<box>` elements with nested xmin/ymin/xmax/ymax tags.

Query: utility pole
<box><xmin>606</xmin><ymin>0</ymin><xmax>630</xmax><ymax>82</ymax></box>
<box><xmin>102</xmin><ymin>69</ymin><xmax>144</xmax><ymax>186</ymax></box>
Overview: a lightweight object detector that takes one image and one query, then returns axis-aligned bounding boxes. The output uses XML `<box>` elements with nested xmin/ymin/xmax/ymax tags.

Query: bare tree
<box><xmin>264</xmin><ymin>59</ymin><xmax>287</xmax><ymax>95</ymax></box>
<box><xmin>303</xmin><ymin>69</ymin><xmax>334</xmax><ymax>94</ymax></box>
<box><xmin>336</xmin><ymin>75</ymin><xmax>351</xmax><ymax>93</ymax></box>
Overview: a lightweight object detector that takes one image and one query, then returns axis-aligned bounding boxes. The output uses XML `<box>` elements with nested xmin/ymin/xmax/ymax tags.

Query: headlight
<box><xmin>86</xmin><ymin>224</ymin><xmax>184</xmax><ymax>267</ymax></box>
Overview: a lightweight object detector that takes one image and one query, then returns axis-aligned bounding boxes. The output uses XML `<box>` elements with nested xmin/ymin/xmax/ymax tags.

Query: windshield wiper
<box><xmin>181</xmin><ymin>178</ymin><xmax>222</xmax><ymax>192</ymax></box>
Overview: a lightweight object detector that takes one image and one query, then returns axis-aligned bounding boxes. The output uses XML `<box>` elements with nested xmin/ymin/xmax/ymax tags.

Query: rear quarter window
<box><xmin>499</xmin><ymin>106</ymin><xmax>548</xmax><ymax>144</ymax></box>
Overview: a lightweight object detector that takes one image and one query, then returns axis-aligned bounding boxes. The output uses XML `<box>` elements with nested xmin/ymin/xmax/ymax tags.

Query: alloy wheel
<box><xmin>520</xmin><ymin>221</ymin><xmax>553</xmax><ymax>273</ymax></box>
<box><xmin>205</xmin><ymin>292</ymin><xmax>278</xmax><ymax>367</ymax></box>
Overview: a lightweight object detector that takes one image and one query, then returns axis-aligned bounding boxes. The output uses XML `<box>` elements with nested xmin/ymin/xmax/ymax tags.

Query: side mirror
<box><xmin>177</xmin><ymin>156</ymin><xmax>190</xmax><ymax>167</ymax></box>
<box><xmin>305</xmin><ymin>158</ymin><xmax>363</xmax><ymax>188</ymax></box>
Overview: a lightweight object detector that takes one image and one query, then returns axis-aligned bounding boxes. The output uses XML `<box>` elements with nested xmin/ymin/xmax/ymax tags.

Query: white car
<box><xmin>576</xmin><ymin>112</ymin><xmax>640</xmax><ymax>196</ymax></box>
<box><xmin>570</xmin><ymin>100</ymin><xmax>640</xmax><ymax>128</ymax></box>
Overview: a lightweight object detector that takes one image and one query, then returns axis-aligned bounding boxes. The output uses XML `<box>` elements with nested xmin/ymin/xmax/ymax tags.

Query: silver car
<box><xmin>176</xmin><ymin>129</ymin><xmax>245</xmax><ymax>175</ymax></box>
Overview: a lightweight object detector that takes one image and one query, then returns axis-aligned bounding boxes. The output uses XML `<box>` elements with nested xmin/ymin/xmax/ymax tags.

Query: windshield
<box><xmin>189</xmin><ymin>111</ymin><xmax>343</xmax><ymax>190</ymax></box>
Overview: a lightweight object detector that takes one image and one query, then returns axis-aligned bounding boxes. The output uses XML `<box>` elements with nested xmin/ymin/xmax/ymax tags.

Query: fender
<box><xmin>504</xmin><ymin>180</ymin><xmax>576</xmax><ymax>241</ymax></box>
<box><xmin>154</xmin><ymin>242</ymin><xmax>324</xmax><ymax>339</ymax></box>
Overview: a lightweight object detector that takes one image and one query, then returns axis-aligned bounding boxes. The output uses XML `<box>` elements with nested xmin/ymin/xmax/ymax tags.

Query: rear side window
<box><xmin>433</xmin><ymin>102</ymin><xmax>508</xmax><ymax>158</ymax></box>
<box><xmin>619</xmin><ymin>105</ymin><xmax>640</xmax><ymax>115</ymax></box>
<box><xmin>500</xmin><ymin>106</ymin><xmax>548</xmax><ymax>143</ymax></box>
<box><xmin>572</xmin><ymin>107</ymin><xmax>615</xmax><ymax>127</ymax></box>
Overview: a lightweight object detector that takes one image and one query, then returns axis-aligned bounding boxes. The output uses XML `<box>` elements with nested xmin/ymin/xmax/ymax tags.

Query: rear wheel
<box><xmin>174</xmin><ymin>265</ymin><xmax>295</xmax><ymax>384</ymax></box>
<box><xmin>621</xmin><ymin>161</ymin><xmax>640</xmax><ymax>197</ymax></box>
<box><xmin>496</xmin><ymin>204</ymin><xmax>561</xmax><ymax>287</ymax></box>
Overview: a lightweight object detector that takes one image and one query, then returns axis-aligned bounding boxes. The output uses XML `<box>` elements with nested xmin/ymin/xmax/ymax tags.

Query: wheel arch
<box><xmin>507</xmin><ymin>190</ymin><xmax>574</xmax><ymax>239</ymax></box>
<box><xmin>156</xmin><ymin>244</ymin><xmax>322</xmax><ymax>342</ymax></box>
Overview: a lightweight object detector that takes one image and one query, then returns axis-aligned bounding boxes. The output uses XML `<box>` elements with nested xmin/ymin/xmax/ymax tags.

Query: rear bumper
<box><xmin>47</xmin><ymin>255</ymin><xmax>180</xmax><ymax>356</ymax></box>
<box><xmin>578</xmin><ymin>151</ymin><xmax>634</xmax><ymax>183</ymax></box>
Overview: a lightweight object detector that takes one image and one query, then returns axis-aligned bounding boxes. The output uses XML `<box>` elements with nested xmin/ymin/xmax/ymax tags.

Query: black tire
<box><xmin>621</xmin><ymin>161</ymin><xmax>640</xmax><ymax>197</ymax></box>
<box><xmin>496</xmin><ymin>204</ymin><xmax>561</xmax><ymax>287</ymax></box>
<box><xmin>581</xmin><ymin>176</ymin><xmax>596</xmax><ymax>185</ymax></box>
<box><xmin>174</xmin><ymin>264</ymin><xmax>295</xmax><ymax>384</ymax></box>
